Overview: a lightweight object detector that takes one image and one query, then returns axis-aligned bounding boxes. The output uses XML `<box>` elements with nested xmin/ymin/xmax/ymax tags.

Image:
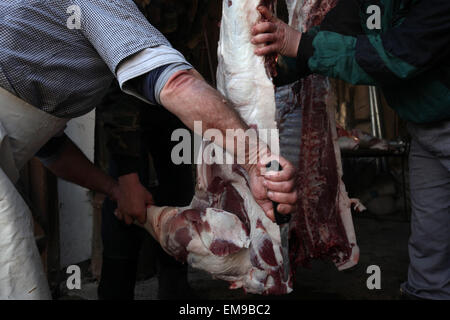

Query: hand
<box><xmin>251</xmin><ymin>6</ymin><xmax>302</xmax><ymax>58</ymax></box>
<box><xmin>112</xmin><ymin>173</ymin><xmax>154</xmax><ymax>225</ymax></box>
<box><xmin>248</xmin><ymin>156</ymin><xmax>297</xmax><ymax>222</ymax></box>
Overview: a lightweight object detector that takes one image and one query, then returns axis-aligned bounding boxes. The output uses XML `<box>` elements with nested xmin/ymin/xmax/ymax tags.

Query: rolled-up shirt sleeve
<box><xmin>74</xmin><ymin>0</ymin><xmax>192</xmax><ymax>105</ymax></box>
<box><xmin>117</xmin><ymin>46</ymin><xmax>193</xmax><ymax>104</ymax></box>
<box><xmin>74</xmin><ymin>0</ymin><xmax>171</xmax><ymax>74</ymax></box>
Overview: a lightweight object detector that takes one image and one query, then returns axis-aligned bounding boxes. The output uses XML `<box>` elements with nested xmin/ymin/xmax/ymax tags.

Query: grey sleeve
<box><xmin>137</xmin><ymin>62</ymin><xmax>193</xmax><ymax>105</ymax></box>
<box><xmin>154</xmin><ymin>63</ymin><xmax>193</xmax><ymax>105</ymax></box>
<box><xmin>116</xmin><ymin>45</ymin><xmax>193</xmax><ymax>105</ymax></box>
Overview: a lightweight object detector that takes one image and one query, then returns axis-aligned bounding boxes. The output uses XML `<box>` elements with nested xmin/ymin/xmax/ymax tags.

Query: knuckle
<box><xmin>283</xmin><ymin>194</ymin><xmax>294</xmax><ymax>204</ymax></box>
<box><xmin>278</xmin><ymin>205</ymin><xmax>288</xmax><ymax>214</ymax></box>
<box><xmin>283</xmin><ymin>180</ymin><xmax>293</xmax><ymax>190</ymax></box>
<box><xmin>290</xmin><ymin>192</ymin><xmax>298</xmax><ymax>204</ymax></box>
<box><xmin>284</xmin><ymin>183</ymin><xmax>293</xmax><ymax>193</ymax></box>
<box><xmin>289</xmin><ymin>180</ymin><xmax>295</xmax><ymax>189</ymax></box>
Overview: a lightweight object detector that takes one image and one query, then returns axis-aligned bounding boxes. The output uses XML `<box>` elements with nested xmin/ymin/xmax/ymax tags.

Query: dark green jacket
<box><xmin>298</xmin><ymin>0</ymin><xmax>450</xmax><ymax>123</ymax></box>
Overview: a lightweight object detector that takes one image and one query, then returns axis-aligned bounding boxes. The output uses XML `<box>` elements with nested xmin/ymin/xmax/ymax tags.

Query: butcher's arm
<box><xmin>133</xmin><ymin>65</ymin><xmax>253</xmax><ymax>164</ymax></box>
<box><xmin>159</xmin><ymin>69</ymin><xmax>255</xmax><ymax>165</ymax></box>
<box><xmin>116</xmin><ymin>48</ymin><xmax>297</xmax><ymax>217</ymax></box>
<box><xmin>158</xmin><ymin>69</ymin><xmax>297</xmax><ymax>218</ymax></box>
<box><xmin>36</xmin><ymin>135</ymin><xmax>119</xmax><ymax>203</ymax></box>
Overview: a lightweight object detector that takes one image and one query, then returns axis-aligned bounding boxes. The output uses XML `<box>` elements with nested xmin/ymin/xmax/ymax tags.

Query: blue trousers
<box><xmin>401</xmin><ymin>120</ymin><xmax>450</xmax><ymax>300</ymax></box>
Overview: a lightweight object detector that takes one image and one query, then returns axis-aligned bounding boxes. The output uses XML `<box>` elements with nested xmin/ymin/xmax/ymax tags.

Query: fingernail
<box><xmin>268</xmin><ymin>191</ymin><xmax>273</xmax><ymax>197</ymax></box>
<box><xmin>263</xmin><ymin>180</ymin><xmax>267</xmax><ymax>187</ymax></box>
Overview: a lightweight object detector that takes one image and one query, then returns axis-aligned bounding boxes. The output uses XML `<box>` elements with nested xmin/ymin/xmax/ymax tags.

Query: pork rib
<box><xmin>284</xmin><ymin>0</ymin><xmax>361</xmax><ymax>270</ymax></box>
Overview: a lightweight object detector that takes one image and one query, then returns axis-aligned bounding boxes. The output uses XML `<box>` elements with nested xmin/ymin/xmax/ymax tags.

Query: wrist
<box><xmin>292</xmin><ymin>30</ymin><xmax>302</xmax><ymax>57</ymax></box>
<box><xmin>245</xmin><ymin>163</ymin><xmax>258</xmax><ymax>177</ymax></box>
<box><xmin>118</xmin><ymin>172</ymin><xmax>140</xmax><ymax>185</ymax></box>
<box><xmin>285</xmin><ymin>28</ymin><xmax>302</xmax><ymax>58</ymax></box>
<box><xmin>243</xmin><ymin>140</ymin><xmax>270</xmax><ymax>175</ymax></box>
<box><xmin>106</xmin><ymin>180</ymin><xmax>120</xmax><ymax>202</ymax></box>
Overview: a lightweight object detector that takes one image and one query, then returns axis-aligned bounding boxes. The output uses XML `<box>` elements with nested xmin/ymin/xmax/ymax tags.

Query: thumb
<box><xmin>257</xmin><ymin>5</ymin><xmax>273</xmax><ymax>21</ymax></box>
<box><xmin>133</xmin><ymin>207</ymin><xmax>147</xmax><ymax>225</ymax></box>
<box><xmin>145</xmin><ymin>191</ymin><xmax>154</xmax><ymax>206</ymax></box>
<box><xmin>124</xmin><ymin>214</ymin><xmax>134</xmax><ymax>225</ymax></box>
<box><xmin>137</xmin><ymin>192</ymin><xmax>152</xmax><ymax>224</ymax></box>
<box><xmin>260</xmin><ymin>201</ymin><xmax>275</xmax><ymax>222</ymax></box>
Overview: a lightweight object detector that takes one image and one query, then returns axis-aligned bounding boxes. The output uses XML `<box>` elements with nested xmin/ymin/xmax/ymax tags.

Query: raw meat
<box><xmin>289</xmin><ymin>76</ymin><xmax>361</xmax><ymax>270</ymax></box>
<box><xmin>141</xmin><ymin>161</ymin><xmax>291</xmax><ymax>295</ymax></box>
<box><xmin>138</xmin><ymin>0</ymin><xmax>361</xmax><ymax>295</ymax></box>
<box><xmin>140</xmin><ymin>0</ymin><xmax>291</xmax><ymax>295</ymax></box>
<box><xmin>284</xmin><ymin>0</ymin><xmax>361</xmax><ymax>270</ymax></box>
<box><xmin>337</xmin><ymin>126</ymin><xmax>390</xmax><ymax>151</ymax></box>
<box><xmin>216</xmin><ymin>0</ymin><xmax>280</xmax><ymax>151</ymax></box>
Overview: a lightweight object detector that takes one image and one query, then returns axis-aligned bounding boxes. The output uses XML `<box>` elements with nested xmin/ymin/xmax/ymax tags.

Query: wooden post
<box><xmin>26</xmin><ymin>159</ymin><xmax>61</xmax><ymax>299</ymax></box>
<box><xmin>91</xmin><ymin>193</ymin><xmax>105</xmax><ymax>281</ymax></box>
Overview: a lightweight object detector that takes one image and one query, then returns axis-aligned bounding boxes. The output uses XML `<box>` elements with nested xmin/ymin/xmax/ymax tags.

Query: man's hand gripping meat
<box><xmin>161</xmin><ymin>69</ymin><xmax>297</xmax><ymax>221</ymax></box>
<box><xmin>115</xmin><ymin>69</ymin><xmax>297</xmax><ymax>224</ymax></box>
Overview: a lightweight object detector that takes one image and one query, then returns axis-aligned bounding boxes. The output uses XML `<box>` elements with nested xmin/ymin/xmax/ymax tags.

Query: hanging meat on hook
<box><xmin>137</xmin><ymin>0</ymin><xmax>362</xmax><ymax>295</ymax></box>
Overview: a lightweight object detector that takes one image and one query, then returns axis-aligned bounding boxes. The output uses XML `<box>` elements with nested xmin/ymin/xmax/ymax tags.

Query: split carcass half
<box><xmin>138</xmin><ymin>0</ymin><xmax>361</xmax><ymax>295</ymax></box>
<box><xmin>283</xmin><ymin>0</ymin><xmax>362</xmax><ymax>270</ymax></box>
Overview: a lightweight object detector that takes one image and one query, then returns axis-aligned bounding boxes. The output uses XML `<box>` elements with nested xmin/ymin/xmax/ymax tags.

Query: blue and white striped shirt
<box><xmin>0</xmin><ymin>0</ymin><xmax>186</xmax><ymax>118</ymax></box>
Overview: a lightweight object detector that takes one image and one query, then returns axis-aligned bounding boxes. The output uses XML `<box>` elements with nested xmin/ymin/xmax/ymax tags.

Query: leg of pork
<box><xmin>140</xmin><ymin>176</ymin><xmax>290</xmax><ymax>295</ymax></box>
<box><xmin>140</xmin><ymin>205</ymin><xmax>252</xmax><ymax>280</ymax></box>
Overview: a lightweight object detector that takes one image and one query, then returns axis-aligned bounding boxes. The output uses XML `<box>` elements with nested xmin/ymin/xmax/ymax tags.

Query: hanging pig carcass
<box><xmin>138</xmin><ymin>0</ymin><xmax>361</xmax><ymax>295</ymax></box>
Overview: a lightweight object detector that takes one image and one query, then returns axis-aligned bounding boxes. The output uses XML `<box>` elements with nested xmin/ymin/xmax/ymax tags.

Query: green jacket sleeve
<box><xmin>298</xmin><ymin>0</ymin><xmax>450</xmax><ymax>87</ymax></box>
<box><xmin>298</xmin><ymin>30</ymin><xmax>376</xmax><ymax>85</ymax></box>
